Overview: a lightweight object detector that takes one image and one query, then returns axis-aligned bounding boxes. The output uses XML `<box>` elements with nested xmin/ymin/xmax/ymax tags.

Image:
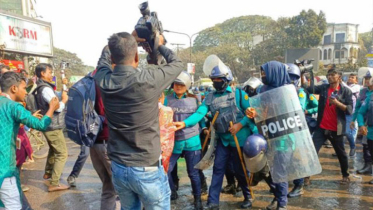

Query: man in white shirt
<box><xmin>34</xmin><ymin>63</ymin><xmax>69</xmax><ymax>192</ymax></box>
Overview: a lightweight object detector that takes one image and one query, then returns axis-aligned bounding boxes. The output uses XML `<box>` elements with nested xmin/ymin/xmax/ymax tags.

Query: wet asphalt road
<box><xmin>23</xmin><ymin>139</ymin><xmax>373</xmax><ymax>210</ymax></box>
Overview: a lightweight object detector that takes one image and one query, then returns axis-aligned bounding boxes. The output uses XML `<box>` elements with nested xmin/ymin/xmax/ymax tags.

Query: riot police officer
<box><xmin>165</xmin><ymin>71</ymin><xmax>205</xmax><ymax>210</ymax></box>
<box><xmin>354</xmin><ymin>71</ymin><xmax>373</xmax><ymax>174</ymax></box>
<box><xmin>286</xmin><ymin>63</ymin><xmax>318</xmax><ymax>197</ymax></box>
<box><xmin>242</xmin><ymin>77</ymin><xmax>263</xmax><ymax>97</ymax></box>
<box><xmin>246</xmin><ymin>61</ymin><xmax>291</xmax><ymax>210</ymax></box>
<box><xmin>174</xmin><ymin>57</ymin><xmax>257</xmax><ymax>210</ymax></box>
<box><xmin>357</xmin><ymin>77</ymin><xmax>373</xmax><ymax>183</ymax></box>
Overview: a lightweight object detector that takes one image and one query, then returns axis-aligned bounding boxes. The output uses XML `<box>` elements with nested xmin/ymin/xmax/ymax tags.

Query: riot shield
<box><xmin>249</xmin><ymin>85</ymin><xmax>322</xmax><ymax>183</ymax></box>
<box><xmin>194</xmin><ymin>126</ymin><xmax>217</xmax><ymax>170</ymax></box>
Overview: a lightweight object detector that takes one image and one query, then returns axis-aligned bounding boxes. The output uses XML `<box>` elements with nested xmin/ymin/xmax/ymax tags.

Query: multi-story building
<box><xmin>317</xmin><ymin>23</ymin><xmax>360</xmax><ymax>65</ymax></box>
<box><xmin>0</xmin><ymin>0</ymin><xmax>49</xmax><ymax>71</ymax></box>
<box><xmin>0</xmin><ymin>0</ymin><xmax>37</xmax><ymax>17</ymax></box>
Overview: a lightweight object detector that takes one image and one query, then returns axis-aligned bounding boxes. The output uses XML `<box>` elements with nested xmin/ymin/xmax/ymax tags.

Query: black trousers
<box><xmin>313</xmin><ymin>127</ymin><xmax>349</xmax><ymax>177</ymax></box>
<box><xmin>367</xmin><ymin>140</ymin><xmax>373</xmax><ymax>165</ymax></box>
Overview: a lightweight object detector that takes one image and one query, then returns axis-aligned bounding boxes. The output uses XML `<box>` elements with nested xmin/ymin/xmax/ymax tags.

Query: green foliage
<box><xmin>51</xmin><ymin>47</ymin><xmax>94</xmax><ymax>77</ymax></box>
<box><xmin>286</xmin><ymin>10</ymin><xmax>327</xmax><ymax>48</ymax></box>
<box><xmin>359</xmin><ymin>31</ymin><xmax>373</xmax><ymax>51</ymax></box>
<box><xmin>183</xmin><ymin>10</ymin><xmax>327</xmax><ymax>83</ymax></box>
<box><xmin>49</xmin><ymin>47</ymin><xmax>94</xmax><ymax>89</ymax></box>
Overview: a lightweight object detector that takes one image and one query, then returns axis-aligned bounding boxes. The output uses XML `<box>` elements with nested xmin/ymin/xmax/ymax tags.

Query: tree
<box><xmin>285</xmin><ymin>10</ymin><xmax>327</xmax><ymax>48</ymax></box>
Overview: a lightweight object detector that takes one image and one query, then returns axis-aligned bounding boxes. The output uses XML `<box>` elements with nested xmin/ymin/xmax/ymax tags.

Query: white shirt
<box><xmin>41</xmin><ymin>87</ymin><xmax>65</xmax><ymax>112</ymax></box>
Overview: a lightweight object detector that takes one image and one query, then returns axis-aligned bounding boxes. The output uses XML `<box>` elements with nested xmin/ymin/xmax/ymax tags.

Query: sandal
<box><xmin>340</xmin><ymin>177</ymin><xmax>350</xmax><ymax>185</ymax></box>
<box><xmin>43</xmin><ymin>174</ymin><xmax>51</xmax><ymax>179</ymax></box>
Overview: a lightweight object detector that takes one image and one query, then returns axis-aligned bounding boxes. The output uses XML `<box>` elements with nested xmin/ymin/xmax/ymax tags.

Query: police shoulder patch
<box><xmin>244</xmin><ymin>95</ymin><xmax>249</xmax><ymax>100</ymax></box>
<box><xmin>299</xmin><ymin>93</ymin><xmax>305</xmax><ymax>98</ymax></box>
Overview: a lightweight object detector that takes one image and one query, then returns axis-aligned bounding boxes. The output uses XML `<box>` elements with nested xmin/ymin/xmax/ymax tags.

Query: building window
<box><xmin>323</xmin><ymin>49</ymin><xmax>327</xmax><ymax>60</ymax></box>
<box><xmin>324</xmin><ymin>35</ymin><xmax>331</xmax><ymax>45</ymax></box>
<box><xmin>319</xmin><ymin>50</ymin><xmax>322</xmax><ymax>60</ymax></box>
<box><xmin>335</xmin><ymin>33</ymin><xmax>345</xmax><ymax>43</ymax></box>
<box><xmin>341</xmin><ymin>50</ymin><xmax>345</xmax><ymax>58</ymax></box>
<box><xmin>328</xmin><ymin>49</ymin><xmax>331</xmax><ymax>60</ymax></box>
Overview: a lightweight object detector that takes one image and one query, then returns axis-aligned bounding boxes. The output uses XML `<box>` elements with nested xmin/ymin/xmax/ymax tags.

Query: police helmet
<box><xmin>365</xmin><ymin>70</ymin><xmax>372</xmax><ymax>78</ymax></box>
<box><xmin>243</xmin><ymin>134</ymin><xmax>268</xmax><ymax>173</ymax></box>
<box><xmin>203</xmin><ymin>55</ymin><xmax>233</xmax><ymax>81</ymax></box>
<box><xmin>174</xmin><ymin>71</ymin><xmax>192</xmax><ymax>89</ymax></box>
<box><xmin>243</xmin><ymin>77</ymin><xmax>263</xmax><ymax>90</ymax></box>
<box><xmin>286</xmin><ymin>63</ymin><xmax>301</xmax><ymax>86</ymax></box>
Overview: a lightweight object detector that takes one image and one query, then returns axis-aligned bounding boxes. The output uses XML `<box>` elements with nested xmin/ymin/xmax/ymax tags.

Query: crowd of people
<box><xmin>0</xmin><ymin>30</ymin><xmax>372</xmax><ymax>210</ymax></box>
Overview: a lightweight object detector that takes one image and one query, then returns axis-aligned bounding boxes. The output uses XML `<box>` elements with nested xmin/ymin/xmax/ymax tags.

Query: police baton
<box><xmin>202</xmin><ymin>111</ymin><xmax>219</xmax><ymax>153</ymax></box>
<box><xmin>230</xmin><ymin>121</ymin><xmax>254</xmax><ymax>199</ymax></box>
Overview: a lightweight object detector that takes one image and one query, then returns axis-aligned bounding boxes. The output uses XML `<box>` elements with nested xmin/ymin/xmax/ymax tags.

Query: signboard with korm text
<box><xmin>0</xmin><ymin>10</ymin><xmax>53</xmax><ymax>57</ymax></box>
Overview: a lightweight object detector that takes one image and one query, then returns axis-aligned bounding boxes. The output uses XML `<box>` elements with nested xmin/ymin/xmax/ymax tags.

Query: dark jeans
<box><xmin>168</xmin><ymin>150</ymin><xmax>202</xmax><ymax>196</ymax></box>
<box><xmin>207</xmin><ymin>140</ymin><xmax>251</xmax><ymax>205</ymax></box>
<box><xmin>225</xmin><ymin>154</ymin><xmax>236</xmax><ymax>185</ymax></box>
<box><xmin>313</xmin><ymin>127</ymin><xmax>349</xmax><ymax>177</ymax></box>
<box><xmin>293</xmin><ymin>178</ymin><xmax>304</xmax><ymax>186</ymax></box>
<box><xmin>171</xmin><ymin>162</ymin><xmax>178</xmax><ymax>185</ymax></box>
<box><xmin>363</xmin><ymin>143</ymin><xmax>372</xmax><ymax>163</ymax></box>
<box><xmin>264</xmin><ymin>175</ymin><xmax>288</xmax><ymax>207</ymax></box>
<box><xmin>367</xmin><ymin>140</ymin><xmax>373</xmax><ymax>165</ymax></box>
<box><xmin>70</xmin><ymin>145</ymin><xmax>90</xmax><ymax>178</ymax></box>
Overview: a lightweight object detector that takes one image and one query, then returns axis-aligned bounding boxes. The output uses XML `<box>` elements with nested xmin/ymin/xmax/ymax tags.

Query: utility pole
<box><xmin>171</xmin><ymin>43</ymin><xmax>185</xmax><ymax>56</ymax></box>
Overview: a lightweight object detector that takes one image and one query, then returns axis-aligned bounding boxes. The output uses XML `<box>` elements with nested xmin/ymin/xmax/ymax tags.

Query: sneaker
<box><xmin>349</xmin><ymin>148</ymin><xmax>356</xmax><ymax>157</ymax></box>
<box><xmin>240</xmin><ymin>198</ymin><xmax>252</xmax><ymax>209</ymax></box>
<box><xmin>266</xmin><ymin>199</ymin><xmax>277</xmax><ymax>210</ymax></box>
<box><xmin>221</xmin><ymin>184</ymin><xmax>236</xmax><ymax>195</ymax></box>
<box><xmin>339</xmin><ymin>176</ymin><xmax>350</xmax><ymax>185</ymax></box>
<box><xmin>43</xmin><ymin>174</ymin><xmax>51</xmax><ymax>180</ymax></box>
<box><xmin>67</xmin><ymin>176</ymin><xmax>76</xmax><ymax>187</ymax></box>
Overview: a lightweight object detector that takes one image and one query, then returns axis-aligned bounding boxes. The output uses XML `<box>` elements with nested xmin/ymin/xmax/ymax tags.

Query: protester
<box><xmin>85</xmin><ymin>68</ymin><xmax>118</xmax><ymax>210</ymax></box>
<box><xmin>354</xmin><ymin>72</ymin><xmax>373</xmax><ymax>174</ymax></box>
<box><xmin>246</xmin><ymin>61</ymin><xmax>292</xmax><ymax>210</ymax></box>
<box><xmin>93</xmin><ymin>32</ymin><xmax>183</xmax><ymax>209</ymax></box>
<box><xmin>0</xmin><ymin>64</ymin><xmax>10</xmax><ymax>74</ymax></box>
<box><xmin>34</xmin><ymin>63</ymin><xmax>69</xmax><ymax>192</ymax></box>
<box><xmin>357</xmin><ymin>77</ymin><xmax>373</xmax><ymax>184</ymax></box>
<box><xmin>67</xmin><ymin>146</ymin><xmax>90</xmax><ymax>187</ymax></box>
<box><xmin>0</xmin><ymin>71</ymin><xmax>59</xmax><ymax>209</ymax></box>
<box><xmin>164</xmin><ymin>71</ymin><xmax>205</xmax><ymax>210</ymax></box>
<box><xmin>340</xmin><ymin>73</ymin><xmax>360</xmax><ymax>157</ymax></box>
<box><xmin>16</xmin><ymin>125</ymin><xmax>34</xmax><ymax>192</ymax></box>
<box><xmin>303</xmin><ymin>68</ymin><xmax>353</xmax><ymax>184</ymax></box>
<box><xmin>174</xmin><ymin>58</ymin><xmax>257</xmax><ymax>209</ymax></box>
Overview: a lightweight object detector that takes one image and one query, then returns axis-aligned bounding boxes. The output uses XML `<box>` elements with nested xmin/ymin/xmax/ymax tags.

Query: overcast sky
<box><xmin>36</xmin><ymin>0</ymin><xmax>373</xmax><ymax>67</ymax></box>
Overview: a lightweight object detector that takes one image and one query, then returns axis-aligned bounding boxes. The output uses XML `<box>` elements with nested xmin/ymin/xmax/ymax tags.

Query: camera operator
<box><xmin>302</xmin><ymin>68</ymin><xmax>353</xmax><ymax>184</ymax></box>
<box><xmin>94</xmin><ymin>32</ymin><xmax>183</xmax><ymax>209</ymax></box>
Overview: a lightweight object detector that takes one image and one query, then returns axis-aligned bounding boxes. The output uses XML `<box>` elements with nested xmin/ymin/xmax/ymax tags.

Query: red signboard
<box><xmin>1</xmin><ymin>60</ymin><xmax>24</xmax><ymax>72</ymax></box>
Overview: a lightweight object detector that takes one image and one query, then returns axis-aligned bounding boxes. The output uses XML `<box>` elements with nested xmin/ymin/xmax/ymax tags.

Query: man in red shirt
<box><xmin>303</xmin><ymin>68</ymin><xmax>353</xmax><ymax>184</ymax></box>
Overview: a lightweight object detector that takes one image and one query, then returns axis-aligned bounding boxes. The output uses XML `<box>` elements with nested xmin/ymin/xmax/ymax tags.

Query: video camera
<box><xmin>135</xmin><ymin>1</ymin><xmax>166</xmax><ymax>65</ymax></box>
<box><xmin>294</xmin><ymin>59</ymin><xmax>314</xmax><ymax>73</ymax></box>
